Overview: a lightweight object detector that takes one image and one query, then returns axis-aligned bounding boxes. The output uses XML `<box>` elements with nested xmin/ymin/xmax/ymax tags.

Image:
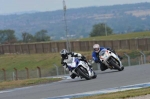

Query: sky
<box><xmin>0</xmin><ymin>0</ymin><xmax>150</xmax><ymax>15</ymax></box>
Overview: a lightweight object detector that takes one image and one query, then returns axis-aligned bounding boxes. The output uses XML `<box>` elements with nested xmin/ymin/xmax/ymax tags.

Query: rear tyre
<box><xmin>121</xmin><ymin>66</ymin><xmax>124</xmax><ymax>71</ymax></box>
<box><xmin>92</xmin><ymin>71</ymin><xmax>97</xmax><ymax>79</ymax></box>
<box><xmin>77</xmin><ymin>67</ymin><xmax>91</xmax><ymax>80</ymax></box>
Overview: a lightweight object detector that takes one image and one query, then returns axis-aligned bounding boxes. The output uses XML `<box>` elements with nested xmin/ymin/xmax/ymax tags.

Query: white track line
<box><xmin>45</xmin><ymin>82</ymin><xmax>150</xmax><ymax>99</ymax></box>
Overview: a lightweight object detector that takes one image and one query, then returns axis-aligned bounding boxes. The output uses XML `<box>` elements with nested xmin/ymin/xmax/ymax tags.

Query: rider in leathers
<box><xmin>60</xmin><ymin>49</ymin><xmax>92</xmax><ymax>79</ymax></box>
<box><xmin>92</xmin><ymin>44</ymin><xmax>123</xmax><ymax>71</ymax></box>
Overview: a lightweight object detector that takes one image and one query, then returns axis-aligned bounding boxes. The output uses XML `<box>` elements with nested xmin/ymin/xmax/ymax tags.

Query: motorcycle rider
<box><xmin>92</xmin><ymin>44</ymin><xmax>123</xmax><ymax>71</ymax></box>
<box><xmin>60</xmin><ymin>49</ymin><xmax>92</xmax><ymax>79</ymax></box>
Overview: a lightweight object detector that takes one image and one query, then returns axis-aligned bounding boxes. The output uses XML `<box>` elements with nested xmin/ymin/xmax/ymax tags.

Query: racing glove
<box><xmin>95</xmin><ymin>60</ymin><xmax>101</xmax><ymax>63</ymax></box>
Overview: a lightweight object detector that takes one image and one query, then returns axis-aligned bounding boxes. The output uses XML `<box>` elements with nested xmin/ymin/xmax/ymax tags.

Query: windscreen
<box><xmin>99</xmin><ymin>49</ymin><xmax>107</xmax><ymax>56</ymax></box>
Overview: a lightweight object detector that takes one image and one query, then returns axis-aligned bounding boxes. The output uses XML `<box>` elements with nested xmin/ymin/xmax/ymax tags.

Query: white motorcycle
<box><xmin>99</xmin><ymin>49</ymin><xmax>124</xmax><ymax>71</ymax></box>
<box><xmin>67</xmin><ymin>57</ymin><xmax>97</xmax><ymax>80</ymax></box>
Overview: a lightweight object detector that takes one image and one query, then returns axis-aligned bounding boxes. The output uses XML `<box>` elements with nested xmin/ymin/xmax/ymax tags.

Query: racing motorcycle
<box><xmin>99</xmin><ymin>49</ymin><xmax>124</xmax><ymax>71</ymax></box>
<box><xmin>67</xmin><ymin>57</ymin><xmax>97</xmax><ymax>80</ymax></box>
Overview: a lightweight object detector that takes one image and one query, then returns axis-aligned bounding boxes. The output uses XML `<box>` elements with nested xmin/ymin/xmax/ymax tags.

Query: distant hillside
<box><xmin>0</xmin><ymin>2</ymin><xmax>150</xmax><ymax>40</ymax></box>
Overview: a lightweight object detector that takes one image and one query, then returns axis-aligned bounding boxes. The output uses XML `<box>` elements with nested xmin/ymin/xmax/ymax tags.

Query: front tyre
<box><xmin>109</xmin><ymin>61</ymin><xmax>122</xmax><ymax>71</ymax></box>
<box><xmin>77</xmin><ymin>67</ymin><xmax>91</xmax><ymax>80</ymax></box>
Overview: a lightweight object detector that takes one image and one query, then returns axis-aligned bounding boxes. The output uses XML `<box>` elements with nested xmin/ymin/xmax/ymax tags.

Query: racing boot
<box><xmin>70</xmin><ymin>73</ymin><xmax>76</xmax><ymax>79</ymax></box>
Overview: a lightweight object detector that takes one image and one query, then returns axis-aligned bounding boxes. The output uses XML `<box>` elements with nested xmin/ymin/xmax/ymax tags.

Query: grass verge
<box><xmin>75</xmin><ymin>87</ymin><xmax>150</xmax><ymax>99</ymax></box>
<box><xmin>0</xmin><ymin>53</ymin><xmax>61</xmax><ymax>71</ymax></box>
<box><xmin>80</xmin><ymin>31</ymin><xmax>150</xmax><ymax>41</ymax></box>
<box><xmin>0</xmin><ymin>78</ymin><xmax>62</xmax><ymax>90</ymax></box>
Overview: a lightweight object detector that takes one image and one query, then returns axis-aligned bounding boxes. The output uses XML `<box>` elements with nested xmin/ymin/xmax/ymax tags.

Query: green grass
<box><xmin>0</xmin><ymin>51</ymin><xmax>92</xmax><ymax>72</ymax></box>
<box><xmin>79</xmin><ymin>31</ymin><xmax>150</xmax><ymax>41</ymax></box>
<box><xmin>0</xmin><ymin>53</ymin><xmax>61</xmax><ymax>71</ymax></box>
<box><xmin>0</xmin><ymin>78</ymin><xmax>61</xmax><ymax>90</ymax></box>
<box><xmin>75</xmin><ymin>87</ymin><xmax>150</xmax><ymax>99</ymax></box>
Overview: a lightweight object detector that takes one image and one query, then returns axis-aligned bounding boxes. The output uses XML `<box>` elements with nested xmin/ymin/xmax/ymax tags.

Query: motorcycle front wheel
<box><xmin>76</xmin><ymin>67</ymin><xmax>91</xmax><ymax>80</ymax></box>
<box><xmin>109</xmin><ymin>60</ymin><xmax>122</xmax><ymax>71</ymax></box>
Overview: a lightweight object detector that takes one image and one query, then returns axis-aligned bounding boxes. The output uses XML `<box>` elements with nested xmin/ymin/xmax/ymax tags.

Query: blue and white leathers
<box><xmin>92</xmin><ymin>47</ymin><xmax>106</xmax><ymax>62</ymax></box>
<box><xmin>66</xmin><ymin>57</ymin><xmax>94</xmax><ymax>78</ymax></box>
<box><xmin>64</xmin><ymin>57</ymin><xmax>94</xmax><ymax>78</ymax></box>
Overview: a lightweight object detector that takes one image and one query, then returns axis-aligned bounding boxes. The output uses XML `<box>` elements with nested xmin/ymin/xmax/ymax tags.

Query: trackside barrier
<box><xmin>25</xmin><ymin>67</ymin><xmax>29</xmax><ymax>79</ymax></box>
<box><xmin>54</xmin><ymin>64</ymin><xmax>59</xmax><ymax>76</ymax></box>
<box><xmin>124</xmin><ymin>53</ymin><xmax>131</xmax><ymax>66</ymax></box>
<box><xmin>2</xmin><ymin>68</ymin><xmax>6</xmax><ymax>81</ymax></box>
<box><xmin>139</xmin><ymin>51</ymin><xmax>146</xmax><ymax>64</ymax></box>
<box><xmin>0</xmin><ymin>38</ymin><xmax>150</xmax><ymax>54</ymax></box>
<box><xmin>14</xmin><ymin>68</ymin><xmax>18</xmax><ymax>80</ymax></box>
<box><xmin>37</xmin><ymin>67</ymin><xmax>41</xmax><ymax>78</ymax></box>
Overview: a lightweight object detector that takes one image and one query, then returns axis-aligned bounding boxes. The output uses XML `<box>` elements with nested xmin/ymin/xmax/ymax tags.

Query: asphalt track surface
<box><xmin>0</xmin><ymin>64</ymin><xmax>150</xmax><ymax>99</ymax></box>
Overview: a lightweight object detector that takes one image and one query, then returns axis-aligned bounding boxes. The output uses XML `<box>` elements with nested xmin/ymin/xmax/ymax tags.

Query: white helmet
<box><xmin>93</xmin><ymin>44</ymin><xmax>100</xmax><ymax>53</ymax></box>
<box><xmin>60</xmin><ymin>49</ymin><xmax>68</xmax><ymax>59</ymax></box>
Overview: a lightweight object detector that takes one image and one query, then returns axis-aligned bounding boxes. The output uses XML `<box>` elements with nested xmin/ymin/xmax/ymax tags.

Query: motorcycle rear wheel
<box><xmin>92</xmin><ymin>71</ymin><xmax>97</xmax><ymax>79</ymax></box>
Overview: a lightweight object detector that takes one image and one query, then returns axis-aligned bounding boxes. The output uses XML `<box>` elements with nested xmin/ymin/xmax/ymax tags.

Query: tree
<box><xmin>22</xmin><ymin>32</ymin><xmax>34</xmax><ymax>43</ymax></box>
<box><xmin>34</xmin><ymin>30</ymin><xmax>51</xmax><ymax>42</ymax></box>
<box><xmin>90</xmin><ymin>23</ymin><xmax>113</xmax><ymax>37</ymax></box>
<box><xmin>0</xmin><ymin>29</ymin><xmax>17</xmax><ymax>44</ymax></box>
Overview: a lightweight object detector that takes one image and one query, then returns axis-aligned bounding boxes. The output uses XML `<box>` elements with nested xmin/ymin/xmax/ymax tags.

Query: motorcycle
<box><xmin>67</xmin><ymin>57</ymin><xmax>97</xmax><ymax>80</ymax></box>
<box><xmin>99</xmin><ymin>49</ymin><xmax>124</xmax><ymax>71</ymax></box>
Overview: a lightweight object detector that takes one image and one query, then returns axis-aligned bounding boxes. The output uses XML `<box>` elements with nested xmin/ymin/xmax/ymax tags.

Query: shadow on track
<box><xmin>63</xmin><ymin>71</ymin><xmax>119</xmax><ymax>83</ymax></box>
<box><xmin>63</xmin><ymin>78</ymin><xmax>91</xmax><ymax>83</ymax></box>
<box><xmin>96</xmin><ymin>70</ymin><xmax>119</xmax><ymax>75</ymax></box>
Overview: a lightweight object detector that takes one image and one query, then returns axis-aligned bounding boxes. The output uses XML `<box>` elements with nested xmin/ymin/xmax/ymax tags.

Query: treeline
<box><xmin>0</xmin><ymin>3</ymin><xmax>150</xmax><ymax>40</ymax></box>
<box><xmin>0</xmin><ymin>29</ymin><xmax>51</xmax><ymax>44</ymax></box>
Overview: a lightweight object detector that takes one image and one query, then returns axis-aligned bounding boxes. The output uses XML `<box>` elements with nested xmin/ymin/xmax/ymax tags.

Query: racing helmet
<box><xmin>93</xmin><ymin>44</ymin><xmax>100</xmax><ymax>53</ymax></box>
<box><xmin>60</xmin><ymin>49</ymin><xmax>68</xmax><ymax>59</ymax></box>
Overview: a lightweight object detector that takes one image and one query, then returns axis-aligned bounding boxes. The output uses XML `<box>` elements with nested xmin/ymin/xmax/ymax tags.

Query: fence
<box><xmin>0</xmin><ymin>66</ymin><xmax>69</xmax><ymax>81</ymax></box>
<box><xmin>0</xmin><ymin>38</ymin><xmax>150</xmax><ymax>54</ymax></box>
